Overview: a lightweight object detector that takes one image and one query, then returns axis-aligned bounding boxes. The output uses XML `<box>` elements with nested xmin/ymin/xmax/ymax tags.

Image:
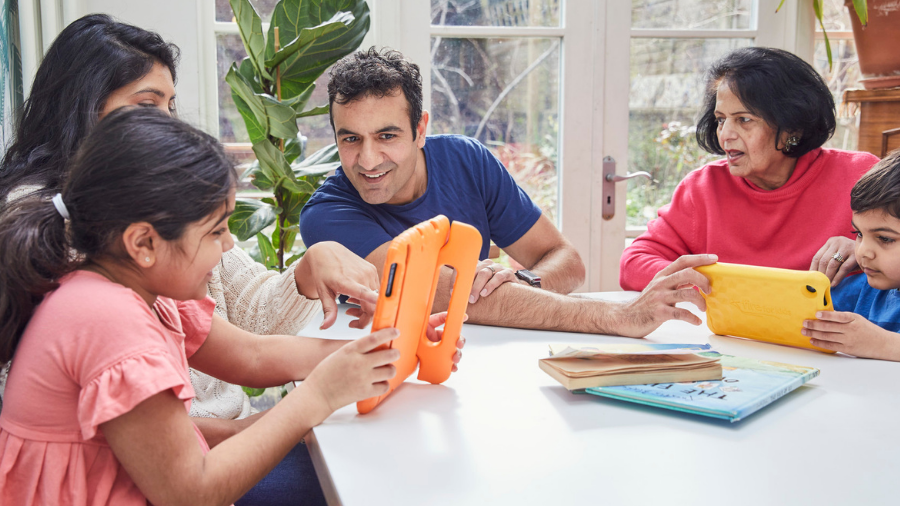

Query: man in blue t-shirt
<box><xmin>299</xmin><ymin>47</ymin><xmax>717</xmax><ymax>337</ymax></box>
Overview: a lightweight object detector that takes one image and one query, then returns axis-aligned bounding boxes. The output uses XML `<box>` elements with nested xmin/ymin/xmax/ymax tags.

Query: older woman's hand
<box><xmin>810</xmin><ymin>236</ymin><xmax>858</xmax><ymax>287</ymax></box>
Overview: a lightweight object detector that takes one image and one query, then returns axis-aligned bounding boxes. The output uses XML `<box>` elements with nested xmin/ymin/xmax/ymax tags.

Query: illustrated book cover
<box><xmin>584</xmin><ymin>353</ymin><xmax>819</xmax><ymax>422</ymax></box>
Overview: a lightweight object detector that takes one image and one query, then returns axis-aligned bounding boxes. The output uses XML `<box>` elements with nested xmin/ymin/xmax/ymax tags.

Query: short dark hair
<box><xmin>0</xmin><ymin>14</ymin><xmax>180</xmax><ymax>201</ymax></box>
<box><xmin>327</xmin><ymin>46</ymin><xmax>423</xmax><ymax>139</ymax></box>
<box><xmin>851</xmin><ymin>149</ymin><xmax>900</xmax><ymax>220</ymax></box>
<box><xmin>695</xmin><ymin>47</ymin><xmax>835</xmax><ymax>158</ymax></box>
<box><xmin>0</xmin><ymin>108</ymin><xmax>236</xmax><ymax>363</ymax></box>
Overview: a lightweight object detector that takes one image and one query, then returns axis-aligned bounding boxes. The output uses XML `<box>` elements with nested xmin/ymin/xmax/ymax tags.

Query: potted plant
<box><xmin>781</xmin><ymin>0</ymin><xmax>900</xmax><ymax>88</ymax></box>
<box><xmin>225</xmin><ymin>0</ymin><xmax>370</xmax><ymax>271</ymax></box>
<box><xmin>842</xmin><ymin>0</ymin><xmax>900</xmax><ymax>89</ymax></box>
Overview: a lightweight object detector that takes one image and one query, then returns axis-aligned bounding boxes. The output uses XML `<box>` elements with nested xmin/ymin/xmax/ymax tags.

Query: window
<box><xmin>627</xmin><ymin>0</ymin><xmax>755</xmax><ymax>230</ymax></box>
<box><xmin>813</xmin><ymin>0</ymin><xmax>860</xmax><ymax>152</ymax></box>
<box><xmin>429</xmin><ymin>0</ymin><xmax>562</xmax><ymax>224</ymax></box>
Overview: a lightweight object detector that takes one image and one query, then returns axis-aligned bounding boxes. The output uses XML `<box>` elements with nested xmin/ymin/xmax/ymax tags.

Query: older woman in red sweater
<box><xmin>620</xmin><ymin>47</ymin><xmax>878</xmax><ymax>292</ymax></box>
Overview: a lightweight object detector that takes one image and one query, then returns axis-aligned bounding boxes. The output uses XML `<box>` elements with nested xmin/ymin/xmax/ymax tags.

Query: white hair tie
<box><xmin>51</xmin><ymin>193</ymin><xmax>71</xmax><ymax>220</ymax></box>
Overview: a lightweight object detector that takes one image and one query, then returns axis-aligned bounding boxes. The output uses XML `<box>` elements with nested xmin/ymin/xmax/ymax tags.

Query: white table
<box><xmin>299</xmin><ymin>294</ymin><xmax>899</xmax><ymax>506</ymax></box>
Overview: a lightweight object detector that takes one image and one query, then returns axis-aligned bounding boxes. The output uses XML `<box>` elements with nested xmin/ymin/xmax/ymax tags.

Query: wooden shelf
<box><xmin>842</xmin><ymin>88</ymin><xmax>900</xmax><ymax>158</ymax></box>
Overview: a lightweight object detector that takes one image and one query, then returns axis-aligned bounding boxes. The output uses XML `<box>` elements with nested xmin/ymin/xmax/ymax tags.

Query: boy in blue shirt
<box><xmin>803</xmin><ymin>150</ymin><xmax>900</xmax><ymax>360</ymax></box>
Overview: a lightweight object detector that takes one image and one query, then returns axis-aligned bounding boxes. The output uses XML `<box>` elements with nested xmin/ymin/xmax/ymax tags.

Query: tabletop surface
<box><xmin>298</xmin><ymin>294</ymin><xmax>899</xmax><ymax>506</ymax></box>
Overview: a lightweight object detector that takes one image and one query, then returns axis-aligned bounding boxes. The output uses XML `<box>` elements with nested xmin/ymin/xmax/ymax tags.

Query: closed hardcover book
<box><xmin>584</xmin><ymin>354</ymin><xmax>819</xmax><ymax>422</ymax></box>
<box><xmin>540</xmin><ymin>343</ymin><xmax>722</xmax><ymax>390</ymax></box>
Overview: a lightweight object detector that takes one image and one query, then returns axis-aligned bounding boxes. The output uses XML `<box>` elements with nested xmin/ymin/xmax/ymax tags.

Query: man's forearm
<box><xmin>528</xmin><ymin>245</ymin><xmax>586</xmax><ymax>294</ymax></box>
<box><xmin>433</xmin><ymin>276</ymin><xmax>625</xmax><ymax>334</ymax></box>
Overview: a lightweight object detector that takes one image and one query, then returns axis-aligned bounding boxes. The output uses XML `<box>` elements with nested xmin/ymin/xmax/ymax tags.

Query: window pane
<box><xmin>431</xmin><ymin>0</ymin><xmax>560</xmax><ymax>28</ymax></box>
<box><xmin>814</xmin><ymin>39</ymin><xmax>860</xmax><ymax>151</ymax></box>
<box><xmin>216</xmin><ymin>34</ymin><xmax>335</xmax><ymax>152</ymax></box>
<box><xmin>216</xmin><ymin>0</ymin><xmax>281</xmax><ymax>23</ymax></box>
<box><xmin>632</xmin><ymin>0</ymin><xmax>752</xmax><ymax>30</ymax></box>
<box><xmin>818</xmin><ymin>0</ymin><xmax>853</xmax><ymax>32</ymax></box>
<box><xmin>627</xmin><ymin>38</ymin><xmax>752</xmax><ymax>228</ymax></box>
<box><xmin>430</xmin><ymin>37</ymin><xmax>560</xmax><ymax>223</ymax></box>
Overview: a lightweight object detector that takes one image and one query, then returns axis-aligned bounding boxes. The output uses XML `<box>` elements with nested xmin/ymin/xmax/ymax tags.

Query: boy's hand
<box><xmin>802</xmin><ymin>311</ymin><xmax>900</xmax><ymax>361</ymax></box>
<box><xmin>810</xmin><ymin>236</ymin><xmax>858</xmax><ymax>287</ymax></box>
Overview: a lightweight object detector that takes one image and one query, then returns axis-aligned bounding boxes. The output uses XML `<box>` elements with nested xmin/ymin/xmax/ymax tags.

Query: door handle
<box><xmin>602</xmin><ymin>156</ymin><xmax>652</xmax><ymax>220</ymax></box>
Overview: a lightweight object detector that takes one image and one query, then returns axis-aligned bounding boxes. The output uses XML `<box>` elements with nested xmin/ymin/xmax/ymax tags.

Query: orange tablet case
<box><xmin>356</xmin><ymin>215</ymin><xmax>482</xmax><ymax>414</ymax></box>
<box><xmin>695</xmin><ymin>263</ymin><xmax>835</xmax><ymax>353</ymax></box>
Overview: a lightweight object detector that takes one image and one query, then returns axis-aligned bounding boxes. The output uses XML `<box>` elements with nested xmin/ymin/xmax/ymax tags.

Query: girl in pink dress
<box><xmin>0</xmin><ymin>108</ymin><xmax>418</xmax><ymax>506</ymax></box>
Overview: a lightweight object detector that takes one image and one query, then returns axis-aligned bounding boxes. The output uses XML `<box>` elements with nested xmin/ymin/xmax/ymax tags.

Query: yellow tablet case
<box><xmin>694</xmin><ymin>263</ymin><xmax>835</xmax><ymax>353</ymax></box>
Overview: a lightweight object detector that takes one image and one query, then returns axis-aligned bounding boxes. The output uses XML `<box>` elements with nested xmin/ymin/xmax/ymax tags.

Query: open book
<box><xmin>539</xmin><ymin>343</ymin><xmax>723</xmax><ymax>390</ymax></box>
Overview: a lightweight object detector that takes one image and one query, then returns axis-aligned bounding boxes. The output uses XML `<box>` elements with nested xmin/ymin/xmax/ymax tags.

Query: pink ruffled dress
<box><xmin>0</xmin><ymin>270</ymin><xmax>215</xmax><ymax>505</ymax></box>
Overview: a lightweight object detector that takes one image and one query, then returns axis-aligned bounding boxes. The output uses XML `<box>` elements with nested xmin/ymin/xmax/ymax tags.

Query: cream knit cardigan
<box><xmin>0</xmin><ymin>186</ymin><xmax>322</xmax><ymax>420</ymax></box>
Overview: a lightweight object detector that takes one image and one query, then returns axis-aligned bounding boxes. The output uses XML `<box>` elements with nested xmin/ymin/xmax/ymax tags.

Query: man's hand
<box><xmin>810</xmin><ymin>236</ymin><xmax>858</xmax><ymax>287</ymax></box>
<box><xmin>613</xmin><ymin>254</ymin><xmax>717</xmax><ymax>338</ymax></box>
<box><xmin>803</xmin><ymin>311</ymin><xmax>900</xmax><ymax>361</ymax></box>
<box><xmin>468</xmin><ymin>259</ymin><xmax>518</xmax><ymax>304</ymax></box>
<box><xmin>294</xmin><ymin>241</ymin><xmax>379</xmax><ymax>330</ymax></box>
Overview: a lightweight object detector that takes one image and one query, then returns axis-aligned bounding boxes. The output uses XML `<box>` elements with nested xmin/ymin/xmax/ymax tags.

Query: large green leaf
<box><xmin>266</xmin><ymin>0</ymin><xmax>370</xmax><ymax>98</ymax></box>
<box><xmin>282</xmin><ymin>83</ymin><xmax>316</xmax><ymax>114</ymax></box>
<box><xmin>256</xmin><ymin>232</ymin><xmax>279</xmax><ymax>270</ymax></box>
<box><xmin>296</xmin><ymin>143</ymin><xmax>339</xmax><ymax>167</ymax></box>
<box><xmin>228</xmin><ymin>64</ymin><xmax>298</xmax><ymax>140</ymax></box>
<box><xmin>277</xmin><ymin>187</ymin><xmax>307</xmax><ymax>227</ymax></box>
<box><xmin>229</xmin><ymin>198</ymin><xmax>277</xmax><ymax>241</ymax></box>
<box><xmin>294</xmin><ymin>143</ymin><xmax>340</xmax><ymax>178</ymax></box>
<box><xmin>229</xmin><ymin>0</ymin><xmax>272</xmax><ymax>80</ymax></box>
<box><xmin>281</xmin><ymin>177</ymin><xmax>316</xmax><ymax>194</ymax></box>
<box><xmin>226</xmin><ymin>64</ymin><xmax>267</xmax><ymax>128</ymax></box>
<box><xmin>231</xmin><ymin>92</ymin><xmax>266</xmax><ymax>144</ymax></box>
<box><xmin>237</xmin><ymin>57</ymin><xmax>265</xmax><ymax>94</ymax></box>
<box><xmin>252</xmin><ymin>140</ymin><xmax>293</xmax><ymax>182</ymax></box>
<box><xmin>296</xmin><ymin>105</ymin><xmax>329</xmax><ymax>118</ymax></box>
<box><xmin>265</xmin><ymin>14</ymin><xmax>351</xmax><ymax>69</ymax></box>
<box><xmin>259</xmin><ymin>94</ymin><xmax>300</xmax><ymax>140</ymax></box>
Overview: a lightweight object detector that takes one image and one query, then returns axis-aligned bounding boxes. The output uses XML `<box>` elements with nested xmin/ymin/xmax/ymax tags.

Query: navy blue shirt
<box><xmin>831</xmin><ymin>273</ymin><xmax>900</xmax><ymax>332</ymax></box>
<box><xmin>300</xmin><ymin>135</ymin><xmax>542</xmax><ymax>259</ymax></box>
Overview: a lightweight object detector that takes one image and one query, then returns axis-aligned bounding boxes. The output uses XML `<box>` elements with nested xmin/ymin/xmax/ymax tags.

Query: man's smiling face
<box><xmin>331</xmin><ymin>90</ymin><xmax>428</xmax><ymax>205</ymax></box>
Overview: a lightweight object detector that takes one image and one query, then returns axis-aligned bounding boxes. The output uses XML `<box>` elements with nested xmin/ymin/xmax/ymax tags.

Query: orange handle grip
<box><xmin>416</xmin><ymin>222</ymin><xmax>482</xmax><ymax>384</ymax></box>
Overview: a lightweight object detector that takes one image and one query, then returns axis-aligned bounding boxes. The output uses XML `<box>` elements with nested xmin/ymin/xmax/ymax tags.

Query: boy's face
<box><xmin>852</xmin><ymin>210</ymin><xmax>900</xmax><ymax>290</ymax></box>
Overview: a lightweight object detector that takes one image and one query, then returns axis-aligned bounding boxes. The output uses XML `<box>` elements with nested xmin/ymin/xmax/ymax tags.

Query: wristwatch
<box><xmin>515</xmin><ymin>269</ymin><xmax>541</xmax><ymax>288</ymax></box>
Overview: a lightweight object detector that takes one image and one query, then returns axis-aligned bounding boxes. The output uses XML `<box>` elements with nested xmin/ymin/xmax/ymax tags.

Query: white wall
<box><xmin>73</xmin><ymin>0</ymin><xmax>205</xmax><ymax>129</ymax></box>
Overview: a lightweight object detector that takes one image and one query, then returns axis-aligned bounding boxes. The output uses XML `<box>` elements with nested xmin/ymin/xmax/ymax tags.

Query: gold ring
<box><xmin>832</xmin><ymin>252</ymin><xmax>845</xmax><ymax>263</ymax></box>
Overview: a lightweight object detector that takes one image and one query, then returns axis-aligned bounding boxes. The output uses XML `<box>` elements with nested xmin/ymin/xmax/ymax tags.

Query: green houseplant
<box><xmin>225</xmin><ymin>0</ymin><xmax>369</xmax><ymax>271</ymax></box>
<box><xmin>778</xmin><ymin>0</ymin><xmax>867</xmax><ymax>70</ymax></box>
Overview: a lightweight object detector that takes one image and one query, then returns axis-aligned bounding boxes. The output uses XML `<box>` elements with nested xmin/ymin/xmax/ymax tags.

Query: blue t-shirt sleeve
<box><xmin>471</xmin><ymin>140</ymin><xmax>542</xmax><ymax>248</ymax></box>
<box><xmin>300</xmin><ymin>196</ymin><xmax>393</xmax><ymax>260</ymax></box>
<box><xmin>830</xmin><ymin>273</ymin><xmax>867</xmax><ymax>312</ymax></box>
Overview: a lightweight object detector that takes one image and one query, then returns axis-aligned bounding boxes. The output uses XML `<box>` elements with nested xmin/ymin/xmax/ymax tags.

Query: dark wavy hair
<box><xmin>327</xmin><ymin>46</ymin><xmax>423</xmax><ymax>139</ymax></box>
<box><xmin>0</xmin><ymin>108</ymin><xmax>237</xmax><ymax>363</ymax></box>
<box><xmin>0</xmin><ymin>14</ymin><xmax>180</xmax><ymax>202</ymax></box>
<box><xmin>695</xmin><ymin>47</ymin><xmax>835</xmax><ymax>158</ymax></box>
<box><xmin>851</xmin><ymin>149</ymin><xmax>900</xmax><ymax>220</ymax></box>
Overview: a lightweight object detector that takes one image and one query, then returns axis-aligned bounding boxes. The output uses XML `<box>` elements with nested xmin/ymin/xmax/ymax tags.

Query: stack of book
<box><xmin>539</xmin><ymin>343</ymin><xmax>820</xmax><ymax>422</ymax></box>
<box><xmin>539</xmin><ymin>343</ymin><xmax>722</xmax><ymax>390</ymax></box>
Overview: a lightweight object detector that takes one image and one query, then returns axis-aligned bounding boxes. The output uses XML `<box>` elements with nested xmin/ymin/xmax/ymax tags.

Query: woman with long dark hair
<box><xmin>0</xmin><ymin>14</ymin><xmax>385</xmax><ymax>506</ymax></box>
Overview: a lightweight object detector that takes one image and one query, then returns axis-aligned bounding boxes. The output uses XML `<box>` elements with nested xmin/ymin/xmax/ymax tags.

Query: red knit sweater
<box><xmin>619</xmin><ymin>148</ymin><xmax>879</xmax><ymax>291</ymax></box>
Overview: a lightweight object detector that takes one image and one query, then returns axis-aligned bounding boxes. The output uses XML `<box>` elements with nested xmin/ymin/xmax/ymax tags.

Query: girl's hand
<box><xmin>810</xmin><ymin>236</ymin><xmax>858</xmax><ymax>287</ymax></box>
<box><xmin>294</xmin><ymin>241</ymin><xmax>380</xmax><ymax>330</ymax></box>
<box><xmin>803</xmin><ymin>311</ymin><xmax>900</xmax><ymax>361</ymax></box>
<box><xmin>424</xmin><ymin>312</ymin><xmax>466</xmax><ymax>372</ymax></box>
<box><xmin>303</xmin><ymin>328</ymin><xmax>401</xmax><ymax>414</ymax></box>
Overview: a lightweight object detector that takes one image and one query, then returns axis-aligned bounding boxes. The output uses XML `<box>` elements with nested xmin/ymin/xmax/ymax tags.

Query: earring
<box><xmin>785</xmin><ymin>136</ymin><xmax>799</xmax><ymax>152</ymax></box>
<box><xmin>145</xmin><ymin>257</ymin><xmax>151</xmax><ymax>263</ymax></box>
